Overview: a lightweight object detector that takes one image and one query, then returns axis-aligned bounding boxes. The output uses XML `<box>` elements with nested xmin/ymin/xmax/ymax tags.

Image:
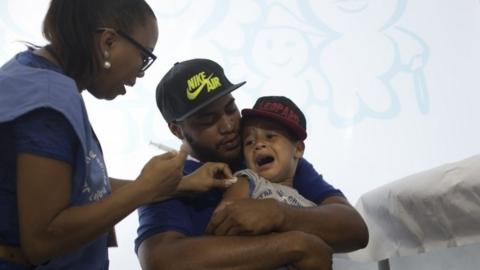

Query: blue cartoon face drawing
<box><xmin>240</xmin><ymin>4</ymin><xmax>328</xmax><ymax>103</ymax></box>
<box><xmin>252</xmin><ymin>27</ymin><xmax>310</xmax><ymax>75</ymax></box>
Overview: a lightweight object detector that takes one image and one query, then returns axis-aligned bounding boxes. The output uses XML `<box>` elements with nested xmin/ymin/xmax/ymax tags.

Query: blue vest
<box><xmin>0</xmin><ymin>56</ymin><xmax>110</xmax><ymax>269</ymax></box>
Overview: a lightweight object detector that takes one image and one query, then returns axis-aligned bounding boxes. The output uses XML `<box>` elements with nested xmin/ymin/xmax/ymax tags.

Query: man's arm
<box><xmin>207</xmin><ymin>158</ymin><xmax>368</xmax><ymax>253</ymax></box>
<box><xmin>207</xmin><ymin>196</ymin><xmax>367</xmax><ymax>252</ymax></box>
<box><xmin>290</xmin><ymin>158</ymin><xmax>369</xmax><ymax>251</ymax></box>
<box><xmin>137</xmin><ymin>230</ymin><xmax>332</xmax><ymax>270</ymax></box>
<box><xmin>277</xmin><ymin>196</ymin><xmax>368</xmax><ymax>252</ymax></box>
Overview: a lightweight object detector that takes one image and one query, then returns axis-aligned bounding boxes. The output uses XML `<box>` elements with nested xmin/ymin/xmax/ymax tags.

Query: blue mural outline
<box><xmin>297</xmin><ymin>0</ymin><xmax>430</xmax><ymax>127</ymax></box>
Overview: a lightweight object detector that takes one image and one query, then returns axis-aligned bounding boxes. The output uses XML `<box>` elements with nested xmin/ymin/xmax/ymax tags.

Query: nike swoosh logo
<box><xmin>187</xmin><ymin>73</ymin><xmax>214</xmax><ymax>100</ymax></box>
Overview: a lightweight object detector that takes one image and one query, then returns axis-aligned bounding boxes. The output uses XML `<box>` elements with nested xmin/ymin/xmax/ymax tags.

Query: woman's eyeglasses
<box><xmin>96</xmin><ymin>28</ymin><xmax>157</xmax><ymax>72</ymax></box>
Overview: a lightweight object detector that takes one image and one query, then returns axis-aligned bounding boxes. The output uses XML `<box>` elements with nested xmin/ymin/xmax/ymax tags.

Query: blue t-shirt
<box><xmin>0</xmin><ymin>50</ymin><xmax>110</xmax><ymax>269</ymax></box>
<box><xmin>135</xmin><ymin>157</ymin><xmax>344</xmax><ymax>252</ymax></box>
<box><xmin>0</xmin><ymin>108</ymin><xmax>79</xmax><ymax>245</ymax></box>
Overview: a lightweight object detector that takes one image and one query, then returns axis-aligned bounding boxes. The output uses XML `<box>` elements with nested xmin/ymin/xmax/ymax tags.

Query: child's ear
<box><xmin>294</xmin><ymin>141</ymin><xmax>305</xmax><ymax>159</ymax></box>
<box><xmin>168</xmin><ymin>122</ymin><xmax>184</xmax><ymax>140</ymax></box>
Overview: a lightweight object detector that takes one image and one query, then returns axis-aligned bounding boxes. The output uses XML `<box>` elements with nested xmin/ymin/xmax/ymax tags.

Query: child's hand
<box><xmin>176</xmin><ymin>162</ymin><xmax>236</xmax><ymax>193</ymax></box>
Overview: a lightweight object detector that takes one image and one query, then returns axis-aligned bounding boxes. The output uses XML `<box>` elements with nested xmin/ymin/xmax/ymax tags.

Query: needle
<box><xmin>149</xmin><ymin>141</ymin><xmax>176</xmax><ymax>152</ymax></box>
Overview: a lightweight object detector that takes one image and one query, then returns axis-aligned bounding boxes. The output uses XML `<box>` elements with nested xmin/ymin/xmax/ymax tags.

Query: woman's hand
<box><xmin>176</xmin><ymin>162</ymin><xmax>236</xmax><ymax>194</ymax></box>
<box><xmin>137</xmin><ymin>145</ymin><xmax>189</xmax><ymax>203</ymax></box>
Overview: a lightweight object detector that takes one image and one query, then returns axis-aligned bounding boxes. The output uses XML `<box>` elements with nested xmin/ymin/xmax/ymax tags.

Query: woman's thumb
<box><xmin>174</xmin><ymin>143</ymin><xmax>189</xmax><ymax>162</ymax></box>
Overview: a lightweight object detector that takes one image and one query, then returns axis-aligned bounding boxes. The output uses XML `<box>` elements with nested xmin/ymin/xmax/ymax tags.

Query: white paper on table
<box><xmin>344</xmin><ymin>154</ymin><xmax>480</xmax><ymax>262</ymax></box>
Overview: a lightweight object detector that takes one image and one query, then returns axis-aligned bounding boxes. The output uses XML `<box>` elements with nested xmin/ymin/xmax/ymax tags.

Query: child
<box><xmin>216</xmin><ymin>95</ymin><xmax>316</xmax><ymax>211</ymax></box>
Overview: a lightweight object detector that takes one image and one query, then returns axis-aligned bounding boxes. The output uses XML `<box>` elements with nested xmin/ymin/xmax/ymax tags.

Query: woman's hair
<box><xmin>42</xmin><ymin>0</ymin><xmax>155</xmax><ymax>84</ymax></box>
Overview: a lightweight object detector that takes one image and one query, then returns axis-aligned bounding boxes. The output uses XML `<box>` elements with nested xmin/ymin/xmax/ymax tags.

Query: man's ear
<box><xmin>294</xmin><ymin>141</ymin><xmax>305</xmax><ymax>159</ymax></box>
<box><xmin>168</xmin><ymin>122</ymin><xmax>184</xmax><ymax>140</ymax></box>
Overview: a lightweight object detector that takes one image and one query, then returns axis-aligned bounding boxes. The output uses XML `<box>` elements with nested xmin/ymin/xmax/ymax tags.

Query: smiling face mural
<box><xmin>212</xmin><ymin>0</ymin><xmax>429</xmax><ymax>127</ymax></box>
<box><xmin>239</xmin><ymin>3</ymin><xmax>329</xmax><ymax>105</ymax></box>
<box><xmin>252</xmin><ymin>27</ymin><xmax>309</xmax><ymax>75</ymax></box>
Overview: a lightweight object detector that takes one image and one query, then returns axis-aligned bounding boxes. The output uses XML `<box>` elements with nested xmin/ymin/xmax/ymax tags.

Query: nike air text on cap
<box><xmin>156</xmin><ymin>58</ymin><xmax>246</xmax><ymax>123</ymax></box>
<box><xmin>241</xmin><ymin>96</ymin><xmax>307</xmax><ymax>140</ymax></box>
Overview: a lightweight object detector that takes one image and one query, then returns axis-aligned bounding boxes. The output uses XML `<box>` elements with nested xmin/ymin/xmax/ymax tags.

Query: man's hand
<box><xmin>292</xmin><ymin>231</ymin><xmax>333</xmax><ymax>270</ymax></box>
<box><xmin>206</xmin><ymin>198</ymin><xmax>285</xmax><ymax>235</ymax></box>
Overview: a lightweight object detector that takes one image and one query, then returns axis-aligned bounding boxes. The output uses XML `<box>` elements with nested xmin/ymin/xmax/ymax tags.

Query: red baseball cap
<box><xmin>241</xmin><ymin>96</ymin><xmax>307</xmax><ymax>140</ymax></box>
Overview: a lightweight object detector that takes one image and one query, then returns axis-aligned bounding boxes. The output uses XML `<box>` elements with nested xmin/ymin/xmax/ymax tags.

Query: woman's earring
<box><xmin>103</xmin><ymin>51</ymin><xmax>111</xmax><ymax>70</ymax></box>
<box><xmin>103</xmin><ymin>61</ymin><xmax>111</xmax><ymax>69</ymax></box>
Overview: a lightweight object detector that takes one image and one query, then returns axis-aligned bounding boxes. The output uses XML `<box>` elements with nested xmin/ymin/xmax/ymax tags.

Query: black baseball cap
<box><xmin>156</xmin><ymin>58</ymin><xmax>246</xmax><ymax>122</ymax></box>
<box><xmin>241</xmin><ymin>96</ymin><xmax>307</xmax><ymax>140</ymax></box>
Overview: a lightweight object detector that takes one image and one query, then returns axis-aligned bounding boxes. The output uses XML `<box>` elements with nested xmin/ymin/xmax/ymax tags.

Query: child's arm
<box><xmin>214</xmin><ymin>175</ymin><xmax>250</xmax><ymax>213</ymax></box>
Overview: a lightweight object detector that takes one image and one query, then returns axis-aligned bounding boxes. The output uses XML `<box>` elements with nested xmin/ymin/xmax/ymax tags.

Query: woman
<box><xmin>0</xmin><ymin>0</ymin><xmax>233</xmax><ymax>269</ymax></box>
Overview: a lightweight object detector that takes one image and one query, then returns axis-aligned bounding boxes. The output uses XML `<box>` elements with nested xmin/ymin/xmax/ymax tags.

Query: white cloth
<box><xmin>346</xmin><ymin>155</ymin><xmax>480</xmax><ymax>262</ymax></box>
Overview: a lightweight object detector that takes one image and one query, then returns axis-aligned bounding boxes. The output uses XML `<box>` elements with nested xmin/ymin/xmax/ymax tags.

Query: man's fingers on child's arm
<box><xmin>206</xmin><ymin>203</ymin><xmax>230</xmax><ymax>234</ymax></box>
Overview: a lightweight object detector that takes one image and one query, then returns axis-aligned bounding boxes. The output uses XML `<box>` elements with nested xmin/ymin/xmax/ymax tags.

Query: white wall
<box><xmin>2</xmin><ymin>0</ymin><xmax>480</xmax><ymax>269</ymax></box>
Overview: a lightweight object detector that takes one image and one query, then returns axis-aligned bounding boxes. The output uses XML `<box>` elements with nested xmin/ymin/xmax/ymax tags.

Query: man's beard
<box><xmin>184</xmin><ymin>133</ymin><xmax>243</xmax><ymax>168</ymax></box>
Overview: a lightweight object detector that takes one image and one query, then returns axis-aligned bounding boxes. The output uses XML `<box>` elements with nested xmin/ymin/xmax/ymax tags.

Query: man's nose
<box><xmin>219</xmin><ymin>115</ymin><xmax>234</xmax><ymax>133</ymax></box>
